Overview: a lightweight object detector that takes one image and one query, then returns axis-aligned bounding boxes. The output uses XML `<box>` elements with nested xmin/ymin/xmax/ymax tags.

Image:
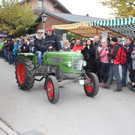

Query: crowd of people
<box><xmin>0</xmin><ymin>27</ymin><xmax>135</xmax><ymax>92</ymax></box>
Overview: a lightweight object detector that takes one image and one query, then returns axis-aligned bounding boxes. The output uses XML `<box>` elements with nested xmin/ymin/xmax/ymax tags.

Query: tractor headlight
<box><xmin>67</xmin><ymin>61</ymin><xmax>72</xmax><ymax>67</ymax></box>
<box><xmin>82</xmin><ymin>61</ymin><xmax>87</xmax><ymax>67</ymax></box>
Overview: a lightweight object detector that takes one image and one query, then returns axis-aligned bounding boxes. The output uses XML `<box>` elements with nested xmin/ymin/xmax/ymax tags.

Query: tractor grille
<box><xmin>73</xmin><ymin>57</ymin><xmax>83</xmax><ymax>71</ymax></box>
<box><xmin>50</xmin><ymin>57</ymin><xmax>61</xmax><ymax>64</ymax></box>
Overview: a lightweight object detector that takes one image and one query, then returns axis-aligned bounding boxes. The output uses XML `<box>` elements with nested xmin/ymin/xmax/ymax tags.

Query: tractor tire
<box><xmin>15</xmin><ymin>57</ymin><xmax>35</xmax><ymax>90</ymax></box>
<box><xmin>45</xmin><ymin>75</ymin><xmax>59</xmax><ymax>104</ymax></box>
<box><xmin>84</xmin><ymin>72</ymin><xmax>99</xmax><ymax>97</ymax></box>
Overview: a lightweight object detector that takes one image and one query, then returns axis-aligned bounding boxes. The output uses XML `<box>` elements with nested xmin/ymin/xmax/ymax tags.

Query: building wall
<box><xmin>29</xmin><ymin>0</ymin><xmax>38</xmax><ymax>10</ymax></box>
<box><xmin>33</xmin><ymin>15</ymin><xmax>68</xmax><ymax>33</ymax></box>
<box><xmin>44</xmin><ymin>0</ymin><xmax>63</xmax><ymax>13</ymax></box>
<box><xmin>29</xmin><ymin>0</ymin><xmax>67</xmax><ymax>13</ymax></box>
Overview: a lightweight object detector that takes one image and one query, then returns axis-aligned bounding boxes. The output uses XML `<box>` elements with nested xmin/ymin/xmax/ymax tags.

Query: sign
<box><xmin>63</xmin><ymin>33</ymin><xmax>67</xmax><ymax>41</ymax></box>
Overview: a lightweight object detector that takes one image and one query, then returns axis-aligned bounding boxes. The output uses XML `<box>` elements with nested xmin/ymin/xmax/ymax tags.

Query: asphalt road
<box><xmin>0</xmin><ymin>58</ymin><xmax>135</xmax><ymax>135</ymax></box>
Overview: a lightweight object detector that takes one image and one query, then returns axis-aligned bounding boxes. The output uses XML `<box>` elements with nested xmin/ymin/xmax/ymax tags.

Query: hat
<box><xmin>111</xmin><ymin>37</ymin><xmax>118</xmax><ymax>42</ymax></box>
<box><xmin>46</xmin><ymin>27</ymin><xmax>53</xmax><ymax>32</ymax></box>
<box><xmin>71</xmin><ymin>38</ymin><xmax>75</xmax><ymax>42</ymax></box>
<box><xmin>37</xmin><ymin>29</ymin><xmax>44</xmax><ymax>33</ymax></box>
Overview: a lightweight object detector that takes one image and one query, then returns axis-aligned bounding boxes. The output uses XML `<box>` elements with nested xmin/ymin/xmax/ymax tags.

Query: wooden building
<box><xmin>21</xmin><ymin>0</ymin><xmax>71</xmax><ymax>13</ymax></box>
<box><xmin>21</xmin><ymin>0</ymin><xmax>102</xmax><ymax>34</ymax></box>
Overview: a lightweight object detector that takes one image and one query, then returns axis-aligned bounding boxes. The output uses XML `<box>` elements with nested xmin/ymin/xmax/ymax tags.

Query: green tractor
<box><xmin>15</xmin><ymin>52</ymin><xmax>99</xmax><ymax>103</ymax></box>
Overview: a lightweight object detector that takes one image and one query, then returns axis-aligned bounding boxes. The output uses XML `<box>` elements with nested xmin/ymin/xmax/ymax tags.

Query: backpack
<box><xmin>117</xmin><ymin>44</ymin><xmax>129</xmax><ymax>65</ymax></box>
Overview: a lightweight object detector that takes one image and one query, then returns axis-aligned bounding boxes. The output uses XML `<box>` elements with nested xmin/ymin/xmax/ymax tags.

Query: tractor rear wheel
<box><xmin>15</xmin><ymin>57</ymin><xmax>35</xmax><ymax>90</ymax></box>
<box><xmin>45</xmin><ymin>75</ymin><xmax>59</xmax><ymax>104</ymax></box>
<box><xmin>84</xmin><ymin>73</ymin><xmax>99</xmax><ymax>97</ymax></box>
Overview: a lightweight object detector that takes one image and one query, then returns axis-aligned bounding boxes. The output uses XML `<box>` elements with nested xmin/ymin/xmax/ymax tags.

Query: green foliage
<box><xmin>66</xmin><ymin>33</ymin><xmax>83</xmax><ymax>41</ymax></box>
<box><xmin>100</xmin><ymin>0</ymin><xmax>135</xmax><ymax>18</ymax></box>
<box><xmin>0</xmin><ymin>0</ymin><xmax>36</xmax><ymax>37</ymax></box>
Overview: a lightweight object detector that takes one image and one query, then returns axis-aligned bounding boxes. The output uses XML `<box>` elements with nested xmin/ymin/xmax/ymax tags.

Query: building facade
<box><xmin>21</xmin><ymin>0</ymin><xmax>71</xmax><ymax>14</ymax></box>
<box><xmin>21</xmin><ymin>0</ymin><xmax>71</xmax><ymax>33</ymax></box>
<box><xmin>21</xmin><ymin>0</ymin><xmax>102</xmax><ymax>36</ymax></box>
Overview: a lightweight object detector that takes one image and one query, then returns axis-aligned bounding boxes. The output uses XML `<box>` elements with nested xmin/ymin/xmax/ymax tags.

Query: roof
<box><xmin>50</xmin><ymin>0</ymin><xmax>71</xmax><ymax>14</ymax></box>
<box><xmin>20</xmin><ymin>0</ymin><xmax>71</xmax><ymax>14</ymax></box>
<box><xmin>47</xmin><ymin>11</ymin><xmax>104</xmax><ymax>23</ymax></box>
<box><xmin>35</xmin><ymin>9</ymin><xmax>104</xmax><ymax>23</ymax></box>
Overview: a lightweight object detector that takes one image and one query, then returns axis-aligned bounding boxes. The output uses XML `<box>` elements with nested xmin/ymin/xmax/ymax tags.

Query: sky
<box><xmin>58</xmin><ymin>0</ymin><xmax>114</xmax><ymax>19</ymax></box>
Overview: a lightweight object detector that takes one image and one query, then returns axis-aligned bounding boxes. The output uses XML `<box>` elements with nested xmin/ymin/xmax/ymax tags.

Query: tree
<box><xmin>66</xmin><ymin>33</ymin><xmax>83</xmax><ymax>41</ymax></box>
<box><xmin>0</xmin><ymin>0</ymin><xmax>36</xmax><ymax>37</ymax></box>
<box><xmin>99</xmin><ymin>0</ymin><xmax>135</xmax><ymax>18</ymax></box>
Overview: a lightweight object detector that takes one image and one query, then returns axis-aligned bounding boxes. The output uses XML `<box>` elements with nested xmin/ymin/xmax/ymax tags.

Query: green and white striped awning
<box><xmin>89</xmin><ymin>17</ymin><xmax>135</xmax><ymax>26</ymax></box>
<box><xmin>89</xmin><ymin>17</ymin><xmax>135</xmax><ymax>38</ymax></box>
<box><xmin>52</xmin><ymin>17</ymin><xmax>135</xmax><ymax>38</ymax></box>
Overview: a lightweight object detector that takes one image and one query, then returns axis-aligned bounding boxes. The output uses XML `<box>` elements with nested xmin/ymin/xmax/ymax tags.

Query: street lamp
<box><xmin>41</xmin><ymin>13</ymin><xmax>47</xmax><ymax>32</ymax></box>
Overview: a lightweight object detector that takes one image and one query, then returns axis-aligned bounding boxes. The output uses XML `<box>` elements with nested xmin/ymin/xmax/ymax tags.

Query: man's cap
<box><xmin>46</xmin><ymin>27</ymin><xmax>53</xmax><ymax>32</ymax></box>
<box><xmin>37</xmin><ymin>29</ymin><xmax>44</xmax><ymax>33</ymax></box>
<box><xmin>111</xmin><ymin>37</ymin><xmax>118</xmax><ymax>42</ymax></box>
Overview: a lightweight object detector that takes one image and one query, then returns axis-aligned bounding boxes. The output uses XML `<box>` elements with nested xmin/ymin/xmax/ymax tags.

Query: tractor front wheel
<box><xmin>84</xmin><ymin>73</ymin><xmax>99</xmax><ymax>97</ymax></box>
<box><xmin>45</xmin><ymin>76</ymin><xmax>59</xmax><ymax>104</ymax></box>
<box><xmin>15</xmin><ymin>57</ymin><xmax>35</xmax><ymax>90</ymax></box>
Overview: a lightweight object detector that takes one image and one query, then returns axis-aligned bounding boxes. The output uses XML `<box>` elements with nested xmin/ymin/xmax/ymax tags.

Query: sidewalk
<box><xmin>0</xmin><ymin>118</ymin><xmax>45</xmax><ymax>135</ymax></box>
<box><xmin>0</xmin><ymin>118</ymin><xmax>19</xmax><ymax>135</ymax></box>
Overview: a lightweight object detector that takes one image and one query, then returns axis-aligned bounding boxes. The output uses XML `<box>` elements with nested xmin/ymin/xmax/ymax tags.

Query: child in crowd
<box><xmin>63</xmin><ymin>40</ymin><xmax>71</xmax><ymax>51</ymax></box>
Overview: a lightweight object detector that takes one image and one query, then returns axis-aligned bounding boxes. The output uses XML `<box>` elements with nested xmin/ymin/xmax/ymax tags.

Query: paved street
<box><xmin>0</xmin><ymin>58</ymin><xmax>135</xmax><ymax>135</ymax></box>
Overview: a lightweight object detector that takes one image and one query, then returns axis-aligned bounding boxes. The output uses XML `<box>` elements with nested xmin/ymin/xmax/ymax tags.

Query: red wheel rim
<box><xmin>85</xmin><ymin>77</ymin><xmax>93</xmax><ymax>93</ymax></box>
<box><xmin>17</xmin><ymin>63</ymin><xmax>25</xmax><ymax>84</ymax></box>
<box><xmin>47</xmin><ymin>81</ymin><xmax>54</xmax><ymax>99</ymax></box>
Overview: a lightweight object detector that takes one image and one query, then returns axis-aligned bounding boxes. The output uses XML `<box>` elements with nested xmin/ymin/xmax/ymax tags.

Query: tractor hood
<box><xmin>43</xmin><ymin>51</ymin><xmax>84</xmax><ymax>73</ymax></box>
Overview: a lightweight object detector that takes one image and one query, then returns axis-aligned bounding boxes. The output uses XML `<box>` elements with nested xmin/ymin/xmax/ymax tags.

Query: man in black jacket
<box><xmin>122</xmin><ymin>37</ymin><xmax>134</xmax><ymax>87</ymax></box>
<box><xmin>93</xmin><ymin>35</ymin><xmax>101</xmax><ymax>81</ymax></box>
<box><xmin>8</xmin><ymin>39</ymin><xmax>14</xmax><ymax>64</ymax></box>
<box><xmin>70</xmin><ymin>38</ymin><xmax>76</xmax><ymax>49</ymax></box>
<box><xmin>45</xmin><ymin>27</ymin><xmax>61</xmax><ymax>51</ymax></box>
<box><xmin>34</xmin><ymin>30</ymin><xmax>46</xmax><ymax>67</ymax></box>
<box><xmin>20</xmin><ymin>39</ymin><xmax>29</xmax><ymax>53</ymax></box>
<box><xmin>3</xmin><ymin>39</ymin><xmax>9</xmax><ymax>62</ymax></box>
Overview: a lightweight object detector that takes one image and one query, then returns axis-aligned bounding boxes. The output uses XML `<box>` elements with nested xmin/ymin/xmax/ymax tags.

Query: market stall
<box><xmin>52</xmin><ymin>17</ymin><xmax>135</xmax><ymax>38</ymax></box>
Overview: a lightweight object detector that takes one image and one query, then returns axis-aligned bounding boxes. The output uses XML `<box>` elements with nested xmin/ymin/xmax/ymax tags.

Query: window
<box><xmin>38</xmin><ymin>0</ymin><xmax>43</xmax><ymax>8</ymax></box>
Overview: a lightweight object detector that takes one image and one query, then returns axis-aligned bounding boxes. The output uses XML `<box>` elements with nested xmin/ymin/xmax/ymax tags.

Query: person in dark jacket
<box><xmin>34</xmin><ymin>29</ymin><xmax>46</xmax><ymax>67</ymax></box>
<box><xmin>122</xmin><ymin>37</ymin><xmax>134</xmax><ymax>87</ymax></box>
<box><xmin>129</xmin><ymin>46</ymin><xmax>135</xmax><ymax>91</ymax></box>
<box><xmin>3</xmin><ymin>39</ymin><xmax>9</xmax><ymax>62</ymax></box>
<box><xmin>20</xmin><ymin>39</ymin><xmax>29</xmax><ymax>53</ymax></box>
<box><xmin>103</xmin><ymin>37</ymin><xmax>122</xmax><ymax>92</ymax></box>
<box><xmin>93</xmin><ymin>35</ymin><xmax>102</xmax><ymax>81</ymax></box>
<box><xmin>70</xmin><ymin>38</ymin><xmax>76</xmax><ymax>49</ymax></box>
<box><xmin>81</xmin><ymin>39</ymin><xmax>95</xmax><ymax>72</ymax></box>
<box><xmin>8</xmin><ymin>39</ymin><xmax>14</xmax><ymax>64</ymax></box>
<box><xmin>45</xmin><ymin>27</ymin><xmax>61</xmax><ymax>51</ymax></box>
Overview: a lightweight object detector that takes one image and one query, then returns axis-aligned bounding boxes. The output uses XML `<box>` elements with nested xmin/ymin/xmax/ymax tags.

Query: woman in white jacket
<box><xmin>129</xmin><ymin>47</ymin><xmax>135</xmax><ymax>91</ymax></box>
